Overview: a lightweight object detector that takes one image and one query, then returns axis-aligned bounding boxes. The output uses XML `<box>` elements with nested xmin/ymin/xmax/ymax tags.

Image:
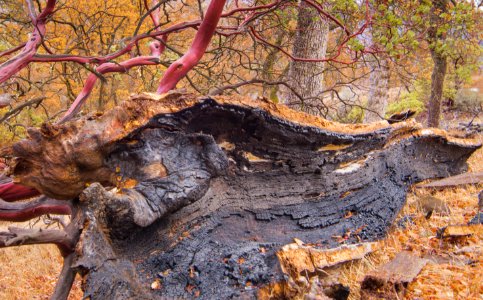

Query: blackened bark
<box><xmin>6</xmin><ymin>92</ymin><xmax>480</xmax><ymax>299</ymax></box>
<box><xmin>72</xmin><ymin>185</ymin><xmax>155</xmax><ymax>299</ymax></box>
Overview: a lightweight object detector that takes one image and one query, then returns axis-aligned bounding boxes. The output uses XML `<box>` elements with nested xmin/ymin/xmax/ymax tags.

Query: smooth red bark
<box><xmin>58</xmin><ymin>40</ymin><xmax>165</xmax><ymax>123</ymax></box>
<box><xmin>0</xmin><ymin>0</ymin><xmax>56</xmax><ymax>83</ymax></box>
<box><xmin>0</xmin><ymin>43</ymin><xmax>26</xmax><ymax>58</ymax></box>
<box><xmin>157</xmin><ymin>0</ymin><xmax>227</xmax><ymax>93</ymax></box>
<box><xmin>0</xmin><ymin>180</ymin><xmax>40</xmax><ymax>202</ymax></box>
<box><xmin>0</xmin><ymin>197</ymin><xmax>71</xmax><ymax>222</ymax></box>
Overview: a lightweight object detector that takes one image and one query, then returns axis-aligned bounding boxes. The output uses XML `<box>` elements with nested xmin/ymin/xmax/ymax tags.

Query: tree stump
<box><xmin>2</xmin><ymin>91</ymin><xmax>480</xmax><ymax>299</ymax></box>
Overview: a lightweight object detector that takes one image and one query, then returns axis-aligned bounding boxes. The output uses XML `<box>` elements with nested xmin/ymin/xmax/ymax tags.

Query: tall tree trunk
<box><xmin>446</xmin><ymin>59</ymin><xmax>463</xmax><ymax>110</ymax></box>
<box><xmin>364</xmin><ymin>59</ymin><xmax>390</xmax><ymax>123</ymax></box>
<box><xmin>427</xmin><ymin>0</ymin><xmax>448</xmax><ymax>128</ymax></box>
<box><xmin>284</xmin><ymin>2</ymin><xmax>329</xmax><ymax>116</ymax></box>
<box><xmin>109</xmin><ymin>76</ymin><xmax>119</xmax><ymax>106</ymax></box>
<box><xmin>261</xmin><ymin>31</ymin><xmax>285</xmax><ymax>102</ymax></box>
<box><xmin>428</xmin><ymin>51</ymin><xmax>447</xmax><ymax>127</ymax></box>
<box><xmin>98</xmin><ymin>80</ymin><xmax>105</xmax><ymax>111</ymax></box>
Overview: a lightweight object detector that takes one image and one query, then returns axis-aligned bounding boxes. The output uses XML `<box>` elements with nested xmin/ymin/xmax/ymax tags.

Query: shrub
<box><xmin>454</xmin><ymin>88</ymin><xmax>482</xmax><ymax>112</ymax></box>
<box><xmin>386</xmin><ymin>81</ymin><xmax>427</xmax><ymax>117</ymax></box>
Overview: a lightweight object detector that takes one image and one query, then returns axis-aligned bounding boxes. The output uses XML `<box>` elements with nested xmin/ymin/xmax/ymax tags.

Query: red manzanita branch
<box><xmin>30</xmin><ymin>0</ymin><xmax>282</xmax><ymax>119</ymax></box>
<box><xmin>303</xmin><ymin>0</ymin><xmax>350</xmax><ymax>35</ymax></box>
<box><xmin>0</xmin><ymin>0</ymin><xmax>57</xmax><ymax>84</ymax></box>
<box><xmin>144</xmin><ymin>0</ymin><xmax>161</xmax><ymax>27</ymax></box>
<box><xmin>0</xmin><ymin>197</ymin><xmax>71</xmax><ymax>222</ymax></box>
<box><xmin>27</xmin><ymin>0</ymin><xmax>282</xmax><ymax>66</ymax></box>
<box><xmin>30</xmin><ymin>34</ymin><xmax>169</xmax><ymax>65</ymax></box>
<box><xmin>57</xmin><ymin>40</ymin><xmax>165</xmax><ymax>123</ymax></box>
<box><xmin>0</xmin><ymin>180</ymin><xmax>40</xmax><ymax>202</ymax></box>
<box><xmin>0</xmin><ymin>163</ymin><xmax>40</xmax><ymax>202</ymax></box>
<box><xmin>0</xmin><ymin>43</ymin><xmax>27</xmax><ymax>59</ymax></box>
<box><xmin>1</xmin><ymin>0</ymin><xmax>375</xmax><ymax>128</ymax></box>
<box><xmin>157</xmin><ymin>0</ymin><xmax>228</xmax><ymax>93</ymax></box>
<box><xmin>57</xmin><ymin>56</ymin><xmax>159</xmax><ymax>123</ymax></box>
<box><xmin>221</xmin><ymin>0</ymin><xmax>283</xmax><ymax>17</ymax></box>
<box><xmin>1</xmin><ymin>0</ymin><xmax>291</xmax><ymax>85</ymax></box>
<box><xmin>1</xmin><ymin>0</ymin><xmax>281</xmax><ymax>87</ymax></box>
<box><xmin>35</xmin><ymin>0</ymin><xmax>57</xmax><ymax>21</ymax></box>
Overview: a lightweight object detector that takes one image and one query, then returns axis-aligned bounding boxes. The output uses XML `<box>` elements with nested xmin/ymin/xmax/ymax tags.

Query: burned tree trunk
<box><xmin>2</xmin><ymin>91</ymin><xmax>480</xmax><ymax>299</ymax></box>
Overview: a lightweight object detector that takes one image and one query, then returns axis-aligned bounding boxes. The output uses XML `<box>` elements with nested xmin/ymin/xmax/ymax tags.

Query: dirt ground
<box><xmin>0</xmin><ymin>135</ymin><xmax>481</xmax><ymax>300</ymax></box>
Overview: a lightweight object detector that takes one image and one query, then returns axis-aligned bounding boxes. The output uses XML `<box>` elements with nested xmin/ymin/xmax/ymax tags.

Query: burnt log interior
<box><xmin>3</xmin><ymin>92</ymin><xmax>480</xmax><ymax>299</ymax></box>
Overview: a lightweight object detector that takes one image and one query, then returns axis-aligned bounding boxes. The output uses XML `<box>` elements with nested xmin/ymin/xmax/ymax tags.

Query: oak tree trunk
<box><xmin>261</xmin><ymin>31</ymin><xmax>286</xmax><ymax>101</ymax></box>
<box><xmin>284</xmin><ymin>2</ymin><xmax>329</xmax><ymax>115</ymax></box>
<box><xmin>427</xmin><ymin>0</ymin><xmax>448</xmax><ymax>128</ymax></box>
<box><xmin>364</xmin><ymin>59</ymin><xmax>390</xmax><ymax>123</ymax></box>
<box><xmin>428</xmin><ymin>50</ymin><xmax>447</xmax><ymax>128</ymax></box>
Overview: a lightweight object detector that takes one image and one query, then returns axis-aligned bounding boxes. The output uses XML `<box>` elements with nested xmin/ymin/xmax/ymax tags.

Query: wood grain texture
<box><xmin>4</xmin><ymin>92</ymin><xmax>480</xmax><ymax>299</ymax></box>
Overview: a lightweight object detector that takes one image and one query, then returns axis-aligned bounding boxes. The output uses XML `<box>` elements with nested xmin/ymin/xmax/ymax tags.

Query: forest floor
<box><xmin>338</xmin><ymin>144</ymin><xmax>483</xmax><ymax>300</ymax></box>
<box><xmin>0</xmin><ymin>120</ymin><xmax>481</xmax><ymax>300</ymax></box>
<box><xmin>0</xmin><ymin>226</ymin><xmax>84</xmax><ymax>299</ymax></box>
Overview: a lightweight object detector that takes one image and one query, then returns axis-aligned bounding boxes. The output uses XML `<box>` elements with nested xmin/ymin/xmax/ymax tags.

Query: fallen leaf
<box><xmin>151</xmin><ymin>279</ymin><xmax>161</xmax><ymax>290</ymax></box>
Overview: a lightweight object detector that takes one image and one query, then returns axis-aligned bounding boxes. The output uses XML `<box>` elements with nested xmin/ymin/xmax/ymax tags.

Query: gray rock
<box><xmin>417</xmin><ymin>195</ymin><xmax>451</xmax><ymax>219</ymax></box>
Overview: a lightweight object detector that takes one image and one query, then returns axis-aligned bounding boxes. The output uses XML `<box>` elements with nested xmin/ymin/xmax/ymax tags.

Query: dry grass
<box><xmin>0</xmin><ymin>222</ymin><xmax>83</xmax><ymax>300</ymax></box>
<box><xmin>335</xmin><ymin>139</ymin><xmax>483</xmax><ymax>299</ymax></box>
<box><xmin>335</xmin><ymin>183</ymin><xmax>483</xmax><ymax>300</ymax></box>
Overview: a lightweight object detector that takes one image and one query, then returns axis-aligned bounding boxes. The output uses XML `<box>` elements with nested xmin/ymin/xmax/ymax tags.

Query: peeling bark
<box><xmin>2</xmin><ymin>92</ymin><xmax>480</xmax><ymax>299</ymax></box>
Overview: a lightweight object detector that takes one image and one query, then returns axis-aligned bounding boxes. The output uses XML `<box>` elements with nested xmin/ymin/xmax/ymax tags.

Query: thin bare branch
<box><xmin>0</xmin><ymin>96</ymin><xmax>46</xmax><ymax>123</ymax></box>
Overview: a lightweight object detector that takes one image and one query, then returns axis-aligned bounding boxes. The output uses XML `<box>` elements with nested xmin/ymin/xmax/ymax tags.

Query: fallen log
<box><xmin>416</xmin><ymin>171</ymin><xmax>483</xmax><ymax>188</ymax></box>
<box><xmin>1</xmin><ymin>91</ymin><xmax>480</xmax><ymax>299</ymax></box>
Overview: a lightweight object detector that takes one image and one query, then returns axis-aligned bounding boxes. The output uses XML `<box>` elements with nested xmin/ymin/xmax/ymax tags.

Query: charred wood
<box><xmin>2</xmin><ymin>91</ymin><xmax>480</xmax><ymax>299</ymax></box>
